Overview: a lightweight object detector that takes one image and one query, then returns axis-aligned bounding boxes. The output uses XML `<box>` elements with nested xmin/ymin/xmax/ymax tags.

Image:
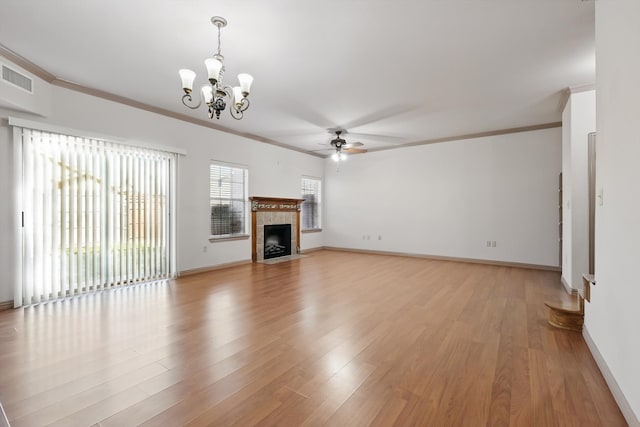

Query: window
<box><xmin>16</xmin><ymin>126</ymin><xmax>177</xmax><ymax>306</ymax></box>
<box><xmin>301</xmin><ymin>176</ymin><xmax>321</xmax><ymax>230</ymax></box>
<box><xmin>210</xmin><ymin>162</ymin><xmax>248</xmax><ymax>237</ymax></box>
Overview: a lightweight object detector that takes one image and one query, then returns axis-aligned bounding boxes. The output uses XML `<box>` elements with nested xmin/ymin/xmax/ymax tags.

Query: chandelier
<box><xmin>179</xmin><ymin>16</ymin><xmax>253</xmax><ymax>120</ymax></box>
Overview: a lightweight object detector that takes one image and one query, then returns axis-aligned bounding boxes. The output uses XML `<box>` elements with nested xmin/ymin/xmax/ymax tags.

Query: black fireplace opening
<box><xmin>264</xmin><ymin>224</ymin><xmax>292</xmax><ymax>259</ymax></box>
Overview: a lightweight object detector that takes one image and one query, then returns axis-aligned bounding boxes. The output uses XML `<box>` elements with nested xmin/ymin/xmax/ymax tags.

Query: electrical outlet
<box><xmin>486</xmin><ymin>241</ymin><xmax>491</xmax><ymax>247</ymax></box>
<box><xmin>378</xmin><ymin>235</ymin><xmax>382</xmax><ymax>240</ymax></box>
<box><xmin>203</xmin><ymin>245</ymin><xmax>207</xmax><ymax>253</ymax></box>
<box><xmin>491</xmin><ymin>241</ymin><xmax>496</xmax><ymax>247</ymax></box>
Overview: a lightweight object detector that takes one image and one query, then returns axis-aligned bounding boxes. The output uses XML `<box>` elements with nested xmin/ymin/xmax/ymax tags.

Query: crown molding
<box><xmin>51</xmin><ymin>78</ymin><xmax>324</xmax><ymax>158</ymax></box>
<box><xmin>0</xmin><ymin>43</ymin><xmax>324</xmax><ymax>159</ymax></box>
<box><xmin>0</xmin><ymin>44</ymin><xmax>56</xmax><ymax>82</ymax></box>
<box><xmin>367</xmin><ymin>121</ymin><xmax>562</xmax><ymax>153</ymax></box>
<box><xmin>0</xmin><ymin>42</ymin><xmax>564</xmax><ymax>159</ymax></box>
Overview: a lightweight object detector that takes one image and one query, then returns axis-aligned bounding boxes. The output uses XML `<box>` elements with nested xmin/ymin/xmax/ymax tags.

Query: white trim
<box><xmin>569</xmin><ymin>83</ymin><xmax>596</xmax><ymax>94</ymax></box>
<box><xmin>209</xmin><ymin>161</ymin><xmax>250</xmax><ymax>238</ymax></box>
<box><xmin>323</xmin><ymin>246</ymin><xmax>561</xmax><ymax>271</ymax></box>
<box><xmin>302</xmin><ymin>174</ymin><xmax>322</xmax><ymax>181</ymax></box>
<box><xmin>583</xmin><ymin>325</ymin><xmax>640</xmax><ymax>427</ymax></box>
<box><xmin>561</xmin><ymin>275</ymin><xmax>578</xmax><ymax>294</ymax></box>
<box><xmin>210</xmin><ymin>159</ymin><xmax>249</xmax><ymax>169</ymax></box>
<box><xmin>169</xmin><ymin>155</ymin><xmax>179</xmax><ymax>277</ymax></box>
<box><xmin>8</xmin><ymin>116</ymin><xmax>187</xmax><ymax>155</ymax></box>
<box><xmin>209</xmin><ymin>234</ymin><xmax>250</xmax><ymax>242</ymax></box>
<box><xmin>12</xmin><ymin>126</ymin><xmax>23</xmax><ymax>308</ymax></box>
<box><xmin>301</xmin><ymin>175</ymin><xmax>322</xmax><ymax>230</ymax></box>
<box><xmin>178</xmin><ymin>259</ymin><xmax>252</xmax><ymax>277</ymax></box>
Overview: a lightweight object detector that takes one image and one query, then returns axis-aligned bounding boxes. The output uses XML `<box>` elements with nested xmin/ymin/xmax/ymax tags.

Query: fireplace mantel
<box><xmin>250</xmin><ymin>196</ymin><xmax>304</xmax><ymax>262</ymax></box>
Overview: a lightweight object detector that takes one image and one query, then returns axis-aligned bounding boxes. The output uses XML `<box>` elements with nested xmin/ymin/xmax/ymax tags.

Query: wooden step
<box><xmin>545</xmin><ymin>294</ymin><xmax>584</xmax><ymax>332</ymax></box>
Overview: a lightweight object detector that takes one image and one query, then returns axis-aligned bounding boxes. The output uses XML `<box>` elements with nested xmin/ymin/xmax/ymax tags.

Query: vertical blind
<box><xmin>17</xmin><ymin>127</ymin><xmax>177</xmax><ymax>306</ymax></box>
<box><xmin>210</xmin><ymin>162</ymin><xmax>248</xmax><ymax>236</ymax></box>
<box><xmin>301</xmin><ymin>177</ymin><xmax>321</xmax><ymax>229</ymax></box>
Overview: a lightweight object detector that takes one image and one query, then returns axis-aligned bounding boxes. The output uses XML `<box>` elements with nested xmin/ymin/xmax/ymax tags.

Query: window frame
<box><xmin>209</xmin><ymin>161</ymin><xmax>249</xmax><ymax>241</ymax></box>
<box><xmin>301</xmin><ymin>176</ymin><xmax>322</xmax><ymax>232</ymax></box>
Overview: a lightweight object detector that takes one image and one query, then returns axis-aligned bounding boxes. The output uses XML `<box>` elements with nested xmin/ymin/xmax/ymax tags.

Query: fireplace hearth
<box><xmin>264</xmin><ymin>224</ymin><xmax>292</xmax><ymax>259</ymax></box>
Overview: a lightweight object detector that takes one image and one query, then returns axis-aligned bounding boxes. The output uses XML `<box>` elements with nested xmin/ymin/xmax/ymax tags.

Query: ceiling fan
<box><xmin>266</xmin><ymin>104</ymin><xmax>415</xmax><ymax>153</ymax></box>
<box><xmin>315</xmin><ymin>129</ymin><xmax>368</xmax><ymax>161</ymax></box>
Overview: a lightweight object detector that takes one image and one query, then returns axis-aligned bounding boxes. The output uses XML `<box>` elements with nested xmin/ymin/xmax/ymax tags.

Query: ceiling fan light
<box><xmin>205</xmin><ymin>58</ymin><xmax>223</xmax><ymax>83</ymax></box>
<box><xmin>331</xmin><ymin>152</ymin><xmax>340</xmax><ymax>162</ymax></box>
<box><xmin>339</xmin><ymin>152</ymin><xmax>347</xmax><ymax>161</ymax></box>
<box><xmin>238</xmin><ymin>73</ymin><xmax>253</xmax><ymax>96</ymax></box>
<box><xmin>179</xmin><ymin>69</ymin><xmax>196</xmax><ymax>93</ymax></box>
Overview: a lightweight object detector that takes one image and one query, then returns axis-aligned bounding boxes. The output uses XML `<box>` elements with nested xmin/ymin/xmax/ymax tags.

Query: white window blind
<box><xmin>17</xmin><ymin>127</ymin><xmax>177</xmax><ymax>306</ymax></box>
<box><xmin>301</xmin><ymin>177</ymin><xmax>321</xmax><ymax>230</ymax></box>
<box><xmin>210</xmin><ymin>162</ymin><xmax>248</xmax><ymax>237</ymax></box>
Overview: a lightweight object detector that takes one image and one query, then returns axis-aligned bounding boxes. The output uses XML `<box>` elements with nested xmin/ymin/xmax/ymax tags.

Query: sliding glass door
<box><xmin>16</xmin><ymin>126</ymin><xmax>177</xmax><ymax>306</ymax></box>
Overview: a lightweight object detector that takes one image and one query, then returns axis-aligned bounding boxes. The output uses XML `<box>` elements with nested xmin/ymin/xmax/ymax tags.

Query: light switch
<box><xmin>597</xmin><ymin>188</ymin><xmax>604</xmax><ymax>206</ymax></box>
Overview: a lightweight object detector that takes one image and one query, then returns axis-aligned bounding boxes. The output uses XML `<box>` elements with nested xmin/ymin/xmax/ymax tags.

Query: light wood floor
<box><xmin>0</xmin><ymin>250</ymin><xmax>626</xmax><ymax>426</ymax></box>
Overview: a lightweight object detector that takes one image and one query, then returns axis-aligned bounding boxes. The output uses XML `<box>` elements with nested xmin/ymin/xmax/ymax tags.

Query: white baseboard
<box><xmin>178</xmin><ymin>259</ymin><xmax>251</xmax><ymax>277</ymax></box>
<box><xmin>583</xmin><ymin>325</ymin><xmax>640</xmax><ymax>426</ymax></box>
<box><xmin>300</xmin><ymin>246</ymin><xmax>324</xmax><ymax>254</ymax></box>
<box><xmin>561</xmin><ymin>275</ymin><xmax>578</xmax><ymax>294</ymax></box>
<box><xmin>0</xmin><ymin>300</ymin><xmax>14</xmax><ymax>311</ymax></box>
<box><xmin>323</xmin><ymin>246</ymin><xmax>561</xmax><ymax>272</ymax></box>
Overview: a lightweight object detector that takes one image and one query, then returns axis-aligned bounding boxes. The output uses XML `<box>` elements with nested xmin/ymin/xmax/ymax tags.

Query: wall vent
<box><xmin>2</xmin><ymin>64</ymin><xmax>33</xmax><ymax>93</ymax></box>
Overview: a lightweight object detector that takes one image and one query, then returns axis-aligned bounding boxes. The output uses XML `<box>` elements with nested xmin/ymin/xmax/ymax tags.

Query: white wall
<box><xmin>562</xmin><ymin>99</ymin><xmax>573</xmax><ymax>284</ymax></box>
<box><xmin>324</xmin><ymin>128</ymin><xmax>561</xmax><ymax>267</ymax></box>
<box><xmin>561</xmin><ymin>90</ymin><xmax>596</xmax><ymax>290</ymax></box>
<box><xmin>0</xmin><ymin>57</ymin><xmax>324</xmax><ymax>302</ymax></box>
<box><xmin>586</xmin><ymin>1</ymin><xmax>640</xmax><ymax>424</ymax></box>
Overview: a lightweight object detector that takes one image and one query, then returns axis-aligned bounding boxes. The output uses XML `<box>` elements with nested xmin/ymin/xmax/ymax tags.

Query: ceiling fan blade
<box><xmin>281</xmin><ymin>101</ymin><xmax>334</xmax><ymax>129</ymax></box>
<box><xmin>344</xmin><ymin>141</ymin><xmax>364</xmax><ymax>148</ymax></box>
<box><xmin>343</xmin><ymin>147</ymin><xmax>368</xmax><ymax>154</ymax></box>
<box><xmin>267</xmin><ymin>129</ymin><xmax>324</xmax><ymax>138</ymax></box>
<box><xmin>346</xmin><ymin>132</ymin><xmax>406</xmax><ymax>143</ymax></box>
<box><xmin>340</xmin><ymin>105</ymin><xmax>416</xmax><ymax>130</ymax></box>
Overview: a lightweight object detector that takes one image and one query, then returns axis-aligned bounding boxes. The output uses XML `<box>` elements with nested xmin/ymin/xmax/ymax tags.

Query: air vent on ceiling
<box><xmin>2</xmin><ymin>64</ymin><xmax>33</xmax><ymax>93</ymax></box>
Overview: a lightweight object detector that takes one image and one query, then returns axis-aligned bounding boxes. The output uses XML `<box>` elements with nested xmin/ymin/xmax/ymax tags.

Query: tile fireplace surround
<box><xmin>250</xmin><ymin>196</ymin><xmax>304</xmax><ymax>262</ymax></box>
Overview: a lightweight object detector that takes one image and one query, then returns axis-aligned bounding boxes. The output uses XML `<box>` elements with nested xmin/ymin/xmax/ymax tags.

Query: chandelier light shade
<box><xmin>179</xmin><ymin>16</ymin><xmax>253</xmax><ymax>120</ymax></box>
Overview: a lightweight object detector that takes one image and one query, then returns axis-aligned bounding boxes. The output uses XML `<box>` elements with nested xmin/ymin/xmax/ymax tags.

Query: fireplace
<box><xmin>250</xmin><ymin>196</ymin><xmax>304</xmax><ymax>262</ymax></box>
<box><xmin>264</xmin><ymin>224</ymin><xmax>292</xmax><ymax>259</ymax></box>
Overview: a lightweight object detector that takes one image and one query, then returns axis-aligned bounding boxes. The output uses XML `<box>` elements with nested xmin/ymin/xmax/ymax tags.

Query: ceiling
<box><xmin>0</xmin><ymin>1</ymin><xmax>594</xmax><ymax>155</ymax></box>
